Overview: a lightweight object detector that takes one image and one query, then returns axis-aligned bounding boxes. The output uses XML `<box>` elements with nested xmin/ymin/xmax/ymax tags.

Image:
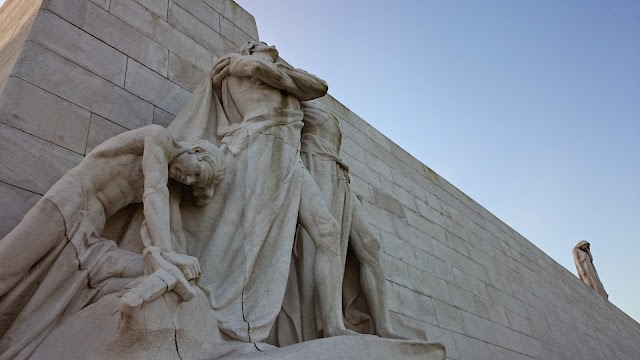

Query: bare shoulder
<box><xmin>142</xmin><ymin>124</ymin><xmax>174</xmax><ymax>147</ymax></box>
<box><xmin>142</xmin><ymin>124</ymin><xmax>171</xmax><ymax>139</ymax></box>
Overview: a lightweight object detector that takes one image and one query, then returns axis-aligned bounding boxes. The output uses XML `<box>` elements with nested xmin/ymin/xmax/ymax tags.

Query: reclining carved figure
<box><xmin>0</xmin><ymin>124</ymin><xmax>225</xmax><ymax>359</ymax></box>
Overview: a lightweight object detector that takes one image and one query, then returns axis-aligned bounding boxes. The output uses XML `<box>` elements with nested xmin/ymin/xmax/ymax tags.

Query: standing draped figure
<box><xmin>572</xmin><ymin>240</ymin><xmax>608</xmax><ymax>299</ymax></box>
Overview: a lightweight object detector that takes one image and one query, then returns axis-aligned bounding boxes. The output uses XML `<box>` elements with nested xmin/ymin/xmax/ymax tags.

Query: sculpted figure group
<box><xmin>0</xmin><ymin>41</ymin><xmax>445</xmax><ymax>360</ymax></box>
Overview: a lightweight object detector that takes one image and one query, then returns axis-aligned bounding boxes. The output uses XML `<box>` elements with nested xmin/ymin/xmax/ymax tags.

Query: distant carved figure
<box><xmin>272</xmin><ymin>100</ymin><xmax>404</xmax><ymax>345</ymax></box>
<box><xmin>0</xmin><ymin>125</ymin><xmax>225</xmax><ymax>359</ymax></box>
<box><xmin>572</xmin><ymin>240</ymin><xmax>608</xmax><ymax>299</ymax></box>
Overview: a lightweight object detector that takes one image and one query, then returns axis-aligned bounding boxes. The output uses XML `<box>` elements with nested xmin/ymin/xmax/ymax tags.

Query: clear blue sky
<box><xmin>234</xmin><ymin>0</ymin><xmax>640</xmax><ymax>322</ymax></box>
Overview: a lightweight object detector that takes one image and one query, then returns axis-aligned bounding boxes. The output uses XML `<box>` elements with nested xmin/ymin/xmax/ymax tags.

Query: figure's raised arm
<box><xmin>226</xmin><ymin>54</ymin><xmax>328</xmax><ymax>101</ymax></box>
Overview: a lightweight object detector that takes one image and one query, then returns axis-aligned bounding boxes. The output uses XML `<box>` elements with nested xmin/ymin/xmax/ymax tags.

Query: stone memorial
<box><xmin>1</xmin><ymin>1</ymin><xmax>639</xmax><ymax>359</ymax></box>
<box><xmin>0</xmin><ymin>24</ymin><xmax>446</xmax><ymax>359</ymax></box>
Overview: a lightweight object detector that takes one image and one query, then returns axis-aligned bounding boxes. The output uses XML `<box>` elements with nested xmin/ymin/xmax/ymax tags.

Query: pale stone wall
<box><xmin>0</xmin><ymin>0</ymin><xmax>257</xmax><ymax>236</ymax></box>
<box><xmin>1</xmin><ymin>1</ymin><xmax>639</xmax><ymax>359</ymax></box>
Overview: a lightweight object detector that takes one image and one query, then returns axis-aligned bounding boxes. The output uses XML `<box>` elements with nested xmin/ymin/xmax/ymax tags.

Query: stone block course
<box><xmin>125</xmin><ymin>58</ymin><xmax>190</xmax><ymax>115</ymax></box>
<box><xmin>168</xmin><ymin>52</ymin><xmax>206</xmax><ymax>92</ymax></box>
<box><xmin>89</xmin><ymin>0</ymin><xmax>111</xmax><ymax>10</ymax></box>
<box><xmin>0</xmin><ymin>76</ymin><xmax>91</xmax><ymax>154</ymax></box>
<box><xmin>12</xmin><ymin>41</ymin><xmax>154</xmax><ymax>129</ymax></box>
<box><xmin>201</xmin><ymin>0</ymin><xmax>257</xmax><ymax>40</ymax></box>
<box><xmin>173</xmin><ymin>0</ymin><xmax>221</xmax><ymax>33</ymax></box>
<box><xmin>43</xmin><ymin>0</ymin><xmax>170</xmax><ymax>76</ymax></box>
<box><xmin>0</xmin><ymin>181</ymin><xmax>40</xmax><ymax>239</ymax></box>
<box><xmin>85</xmin><ymin>113</ymin><xmax>127</xmax><ymax>153</ymax></box>
<box><xmin>408</xmin><ymin>265</ymin><xmax>453</xmax><ymax>304</ymax></box>
<box><xmin>135</xmin><ymin>0</ymin><xmax>168</xmax><ymax>20</ymax></box>
<box><xmin>452</xmin><ymin>333</ymin><xmax>493</xmax><ymax>360</ymax></box>
<box><xmin>220</xmin><ymin>15</ymin><xmax>253</xmax><ymax>48</ymax></box>
<box><xmin>371</xmin><ymin>186</ymin><xmax>405</xmax><ymax>219</ymax></box>
<box><xmin>0</xmin><ymin>123</ymin><xmax>83</xmax><ymax>195</ymax></box>
<box><xmin>460</xmin><ymin>311</ymin><xmax>498</xmax><ymax>344</ymax></box>
<box><xmin>29</xmin><ymin>10</ymin><xmax>127</xmax><ymax>86</ymax></box>
<box><xmin>153</xmin><ymin>106</ymin><xmax>175</xmax><ymax>127</ymax></box>
<box><xmin>168</xmin><ymin>1</ymin><xmax>235</xmax><ymax>57</ymax></box>
<box><xmin>396</xmin><ymin>284</ymin><xmax>439</xmax><ymax>325</ymax></box>
<box><xmin>110</xmin><ymin>0</ymin><xmax>215</xmax><ymax>71</ymax></box>
<box><xmin>492</xmin><ymin>323</ymin><xmax>527</xmax><ymax>354</ymax></box>
<box><xmin>433</xmin><ymin>299</ymin><xmax>467</xmax><ymax>334</ymax></box>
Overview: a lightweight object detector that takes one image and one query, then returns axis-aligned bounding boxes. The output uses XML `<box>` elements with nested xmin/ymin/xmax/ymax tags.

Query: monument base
<box><xmin>32</xmin><ymin>288</ymin><xmax>445</xmax><ymax>360</ymax></box>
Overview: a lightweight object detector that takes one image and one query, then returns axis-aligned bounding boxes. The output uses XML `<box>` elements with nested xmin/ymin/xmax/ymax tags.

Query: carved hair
<box><xmin>179</xmin><ymin>139</ymin><xmax>225</xmax><ymax>206</ymax></box>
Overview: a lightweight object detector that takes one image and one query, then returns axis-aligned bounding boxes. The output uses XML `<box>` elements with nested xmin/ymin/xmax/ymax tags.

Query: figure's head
<box><xmin>239</xmin><ymin>41</ymin><xmax>279</xmax><ymax>62</ymax></box>
<box><xmin>576</xmin><ymin>240</ymin><xmax>590</xmax><ymax>252</ymax></box>
<box><xmin>170</xmin><ymin>140</ymin><xmax>225</xmax><ymax>206</ymax></box>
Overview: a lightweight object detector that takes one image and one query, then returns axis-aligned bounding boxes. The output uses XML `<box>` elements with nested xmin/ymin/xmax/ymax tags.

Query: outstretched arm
<box><xmin>140</xmin><ymin>125</ymin><xmax>174</xmax><ymax>252</ymax></box>
<box><xmin>140</xmin><ymin>127</ymin><xmax>201</xmax><ymax>282</ymax></box>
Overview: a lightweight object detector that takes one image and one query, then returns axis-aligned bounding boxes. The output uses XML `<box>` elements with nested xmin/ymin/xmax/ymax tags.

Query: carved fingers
<box><xmin>211</xmin><ymin>58</ymin><xmax>230</xmax><ymax>87</ymax></box>
<box><xmin>161</xmin><ymin>251</ymin><xmax>202</xmax><ymax>281</ymax></box>
<box><xmin>143</xmin><ymin>246</ymin><xmax>197</xmax><ymax>302</ymax></box>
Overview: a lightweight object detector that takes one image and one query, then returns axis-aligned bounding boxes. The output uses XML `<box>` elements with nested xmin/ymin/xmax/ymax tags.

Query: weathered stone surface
<box><xmin>452</xmin><ymin>333</ymin><xmax>493</xmax><ymax>360</ymax></box>
<box><xmin>0</xmin><ymin>76</ymin><xmax>91</xmax><ymax>154</ymax></box>
<box><xmin>29</xmin><ymin>10</ymin><xmax>127</xmax><ymax>86</ymax></box>
<box><xmin>84</xmin><ymin>113</ymin><xmax>127</xmax><ymax>153</ymax></box>
<box><xmin>125</xmin><ymin>58</ymin><xmax>190</xmax><ymax>115</ymax></box>
<box><xmin>43</xmin><ymin>0</ymin><xmax>169</xmax><ymax>76</ymax></box>
<box><xmin>135</xmin><ymin>0</ymin><xmax>168</xmax><ymax>20</ymax></box>
<box><xmin>172</xmin><ymin>0</ymin><xmax>221</xmax><ymax>33</ymax></box>
<box><xmin>1</xmin><ymin>1</ymin><xmax>639</xmax><ymax>358</ymax></box>
<box><xmin>0</xmin><ymin>182</ymin><xmax>40</xmax><ymax>239</ymax></box>
<box><xmin>0</xmin><ymin>123</ymin><xmax>83</xmax><ymax>194</ymax></box>
<box><xmin>0</xmin><ymin>0</ymin><xmax>40</xmax><ymax>67</ymax></box>
<box><xmin>89</xmin><ymin>0</ymin><xmax>110</xmax><ymax>10</ymax></box>
<box><xmin>201</xmin><ymin>0</ymin><xmax>258</xmax><ymax>40</ymax></box>
<box><xmin>432</xmin><ymin>299</ymin><xmax>467</xmax><ymax>335</ymax></box>
<box><xmin>168</xmin><ymin>1</ymin><xmax>235</xmax><ymax>56</ymax></box>
<box><xmin>371</xmin><ymin>186</ymin><xmax>405</xmax><ymax>219</ymax></box>
<box><xmin>0</xmin><ymin>47</ymin><xmax>20</xmax><ymax>95</ymax></box>
<box><xmin>220</xmin><ymin>15</ymin><xmax>253</xmax><ymax>48</ymax></box>
<box><xmin>153</xmin><ymin>106</ymin><xmax>175</xmax><ymax>127</ymax></box>
<box><xmin>460</xmin><ymin>311</ymin><xmax>498</xmax><ymax>344</ymax></box>
<box><xmin>492</xmin><ymin>323</ymin><xmax>527</xmax><ymax>354</ymax></box>
<box><xmin>168</xmin><ymin>52</ymin><xmax>205</xmax><ymax>92</ymax></box>
<box><xmin>110</xmin><ymin>0</ymin><xmax>215</xmax><ymax>71</ymax></box>
<box><xmin>12</xmin><ymin>41</ymin><xmax>153</xmax><ymax>129</ymax></box>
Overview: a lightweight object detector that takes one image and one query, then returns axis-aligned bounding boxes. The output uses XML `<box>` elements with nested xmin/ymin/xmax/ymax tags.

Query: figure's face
<box><xmin>580</xmin><ymin>243</ymin><xmax>590</xmax><ymax>251</ymax></box>
<box><xmin>169</xmin><ymin>153</ymin><xmax>213</xmax><ymax>187</ymax></box>
<box><xmin>251</xmin><ymin>42</ymin><xmax>279</xmax><ymax>62</ymax></box>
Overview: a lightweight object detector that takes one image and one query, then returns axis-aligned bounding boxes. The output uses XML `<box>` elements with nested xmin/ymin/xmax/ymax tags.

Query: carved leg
<box><xmin>349</xmin><ymin>194</ymin><xmax>406</xmax><ymax>339</ymax></box>
<box><xmin>0</xmin><ymin>198</ymin><xmax>65</xmax><ymax>296</ymax></box>
<box><xmin>297</xmin><ymin>169</ymin><xmax>355</xmax><ymax>338</ymax></box>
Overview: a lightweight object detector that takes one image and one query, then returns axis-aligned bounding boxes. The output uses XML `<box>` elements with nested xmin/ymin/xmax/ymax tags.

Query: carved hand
<box><xmin>211</xmin><ymin>53</ymin><xmax>238</xmax><ymax>88</ymax></box>
<box><xmin>161</xmin><ymin>251</ymin><xmax>201</xmax><ymax>281</ymax></box>
<box><xmin>143</xmin><ymin>247</ymin><xmax>197</xmax><ymax>302</ymax></box>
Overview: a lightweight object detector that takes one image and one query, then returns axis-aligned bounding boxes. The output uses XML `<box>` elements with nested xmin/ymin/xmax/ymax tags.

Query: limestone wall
<box><xmin>0</xmin><ymin>1</ymin><xmax>639</xmax><ymax>359</ymax></box>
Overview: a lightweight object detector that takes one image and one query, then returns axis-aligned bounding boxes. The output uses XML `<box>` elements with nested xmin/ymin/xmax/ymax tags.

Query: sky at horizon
<box><xmin>233</xmin><ymin>0</ymin><xmax>640</xmax><ymax>322</ymax></box>
<box><xmin>0</xmin><ymin>0</ymin><xmax>637</xmax><ymax>322</ymax></box>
